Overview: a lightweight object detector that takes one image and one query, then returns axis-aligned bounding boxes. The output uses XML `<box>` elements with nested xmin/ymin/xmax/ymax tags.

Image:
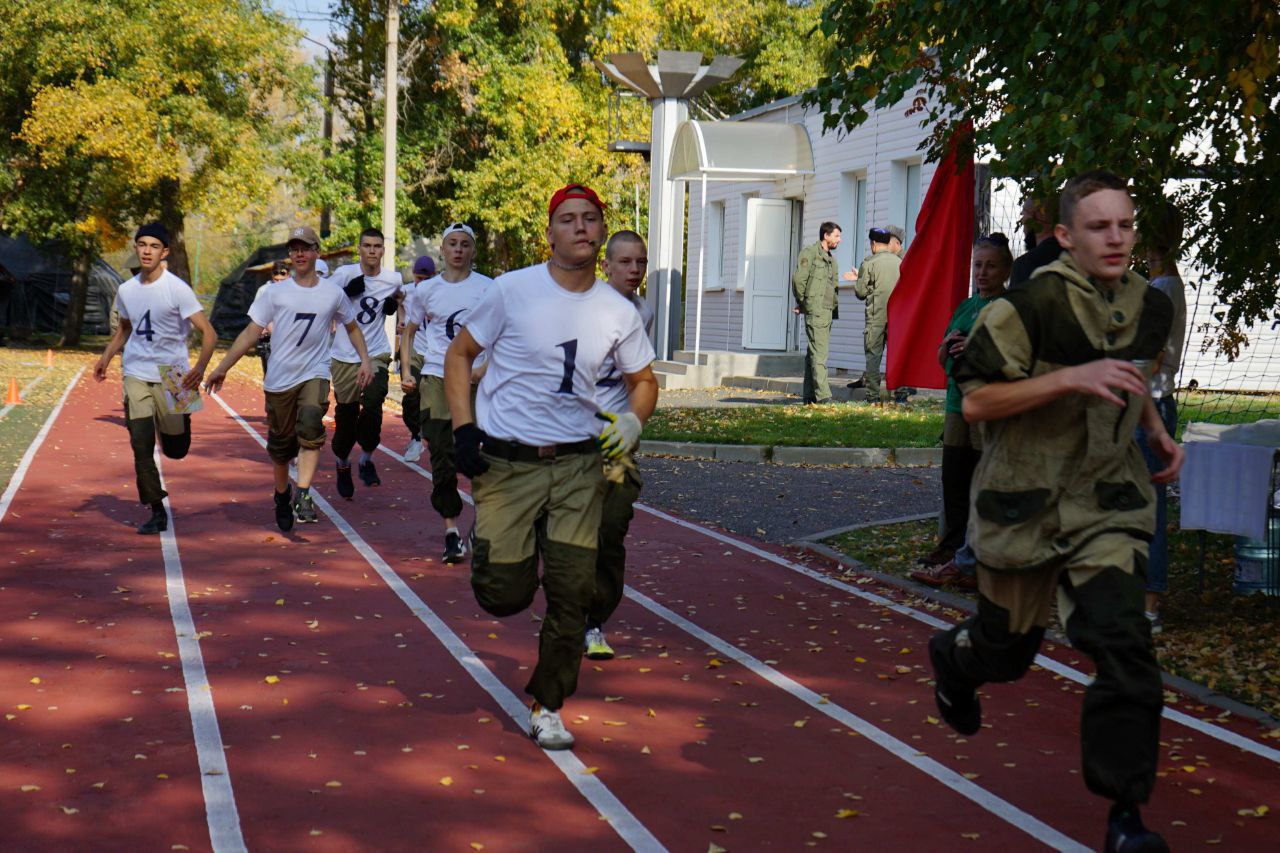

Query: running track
<box><xmin>2</xmin><ymin>371</ymin><xmax>1277</xmax><ymax>851</ymax></box>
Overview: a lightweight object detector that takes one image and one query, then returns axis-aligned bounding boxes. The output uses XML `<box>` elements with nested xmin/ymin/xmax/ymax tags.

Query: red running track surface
<box><xmin>1</xmin><ymin>372</ymin><xmax>1277</xmax><ymax>851</ymax></box>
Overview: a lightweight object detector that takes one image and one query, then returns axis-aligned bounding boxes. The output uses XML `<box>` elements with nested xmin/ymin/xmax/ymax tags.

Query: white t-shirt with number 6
<box><xmin>114</xmin><ymin>270</ymin><xmax>205</xmax><ymax>383</ymax></box>
<box><xmin>465</xmin><ymin>264</ymin><xmax>655</xmax><ymax>446</ymax></box>
<box><xmin>403</xmin><ymin>272</ymin><xmax>494</xmax><ymax>378</ymax></box>
<box><xmin>327</xmin><ymin>263</ymin><xmax>402</xmax><ymax>362</ymax></box>
<box><xmin>248</xmin><ymin>277</ymin><xmax>355</xmax><ymax>393</ymax></box>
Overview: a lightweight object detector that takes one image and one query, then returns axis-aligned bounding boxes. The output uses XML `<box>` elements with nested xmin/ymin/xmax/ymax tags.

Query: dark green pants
<box><xmin>802</xmin><ymin>314</ymin><xmax>832</xmax><ymax>404</ymax></box>
<box><xmin>421</xmin><ymin>414</ymin><xmax>462</xmax><ymax>518</ymax></box>
<box><xmin>123</xmin><ymin>377</ymin><xmax>191</xmax><ymax>505</ymax></box>
<box><xmin>402</xmin><ymin>357</ymin><xmax>423</xmax><ymax>439</ymax></box>
<box><xmin>930</xmin><ymin>534</ymin><xmax>1162</xmax><ymax>804</ymax></box>
<box><xmin>469</xmin><ymin>451</ymin><xmax>604</xmax><ymax>710</ymax></box>
<box><xmin>332</xmin><ymin>357</ymin><xmax>390</xmax><ymax>459</ymax></box>
<box><xmin>588</xmin><ymin>457</ymin><xmax>643</xmax><ymax>627</ymax></box>
<box><xmin>863</xmin><ymin>320</ymin><xmax>888</xmax><ymax>402</ymax></box>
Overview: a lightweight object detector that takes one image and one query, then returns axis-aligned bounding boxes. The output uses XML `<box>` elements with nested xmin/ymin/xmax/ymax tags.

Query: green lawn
<box><xmin>824</xmin><ymin>509</ymin><xmax>1280</xmax><ymax>720</ymax></box>
<box><xmin>644</xmin><ymin>399</ymin><xmax>947</xmax><ymax>448</ymax></box>
<box><xmin>1177</xmin><ymin>391</ymin><xmax>1280</xmax><ymax>437</ymax></box>
<box><xmin>0</xmin><ymin>348</ymin><xmax>96</xmax><ymax>494</ymax></box>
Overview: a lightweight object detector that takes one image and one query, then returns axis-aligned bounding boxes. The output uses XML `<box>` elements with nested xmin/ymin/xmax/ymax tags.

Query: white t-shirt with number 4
<box><xmin>466</xmin><ymin>264</ymin><xmax>655</xmax><ymax>445</ymax></box>
<box><xmin>327</xmin><ymin>263</ymin><xmax>402</xmax><ymax>362</ymax></box>
<box><xmin>115</xmin><ymin>270</ymin><xmax>204</xmax><ymax>382</ymax></box>
<box><xmin>403</xmin><ymin>272</ymin><xmax>495</xmax><ymax>377</ymax></box>
<box><xmin>248</xmin><ymin>277</ymin><xmax>355</xmax><ymax>393</ymax></box>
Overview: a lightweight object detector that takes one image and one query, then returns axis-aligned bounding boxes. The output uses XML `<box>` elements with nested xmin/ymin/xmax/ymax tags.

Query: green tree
<box><xmin>0</xmin><ymin>0</ymin><xmax>311</xmax><ymax>344</ymax></box>
<box><xmin>808</xmin><ymin>0</ymin><xmax>1279</xmax><ymax>338</ymax></box>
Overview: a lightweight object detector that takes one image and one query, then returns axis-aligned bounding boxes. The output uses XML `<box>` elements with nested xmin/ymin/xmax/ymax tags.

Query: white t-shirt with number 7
<box><xmin>466</xmin><ymin>264</ymin><xmax>655</xmax><ymax>446</ymax></box>
<box><xmin>114</xmin><ymin>270</ymin><xmax>205</xmax><ymax>383</ymax></box>
<box><xmin>248</xmin><ymin>278</ymin><xmax>355</xmax><ymax>393</ymax></box>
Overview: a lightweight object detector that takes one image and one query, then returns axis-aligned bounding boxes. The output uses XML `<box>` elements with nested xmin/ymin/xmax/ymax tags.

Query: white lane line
<box><xmin>155</xmin><ymin>453</ymin><xmax>247</xmax><ymax>853</ymax></box>
<box><xmin>625</xmin><ymin>586</ymin><xmax>1089</xmax><ymax>852</ymax></box>
<box><xmin>0</xmin><ymin>366</ymin><xmax>52</xmax><ymax>420</ymax></box>
<box><xmin>635</xmin><ymin>503</ymin><xmax>1280</xmax><ymax>764</ymax></box>
<box><xmin>0</xmin><ymin>367</ymin><xmax>84</xmax><ymax>525</ymax></box>
<box><xmin>211</xmin><ymin>392</ymin><xmax>666</xmax><ymax>853</ymax></box>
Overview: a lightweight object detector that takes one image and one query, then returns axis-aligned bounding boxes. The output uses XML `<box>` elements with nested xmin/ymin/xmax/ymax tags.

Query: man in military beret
<box><xmin>852</xmin><ymin>227</ymin><xmax>902</xmax><ymax>404</ymax></box>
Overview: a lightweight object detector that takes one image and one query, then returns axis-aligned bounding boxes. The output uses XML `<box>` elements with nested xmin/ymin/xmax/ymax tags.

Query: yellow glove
<box><xmin>595</xmin><ymin>411</ymin><xmax>642</xmax><ymax>459</ymax></box>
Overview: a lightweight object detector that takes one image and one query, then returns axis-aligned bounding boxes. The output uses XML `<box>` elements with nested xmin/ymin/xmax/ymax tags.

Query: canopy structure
<box><xmin>667</xmin><ymin>120</ymin><xmax>815</xmax><ymax>357</ymax></box>
<box><xmin>669</xmin><ymin>120</ymin><xmax>814</xmax><ymax>182</ymax></box>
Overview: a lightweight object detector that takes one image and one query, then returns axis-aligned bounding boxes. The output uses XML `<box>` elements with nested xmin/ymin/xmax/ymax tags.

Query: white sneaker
<box><xmin>1145</xmin><ymin>610</ymin><xmax>1163</xmax><ymax>635</ymax></box>
<box><xmin>403</xmin><ymin>438</ymin><xmax>423</xmax><ymax>462</ymax></box>
<box><xmin>529</xmin><ymin>704</ymin><xmax>574</xmax><ymax>750</ymax></box>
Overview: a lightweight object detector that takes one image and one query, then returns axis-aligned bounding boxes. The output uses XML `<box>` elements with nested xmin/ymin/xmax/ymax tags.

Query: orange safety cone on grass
<box><xmin>45</xmin><ymin>349</ymin><xmax>54</xmax><ymax>367</ymax></box>
<box><xmin>5</xmin><ymin>377</ymin><xmax>21</xmax><ymax>405</ymax></box>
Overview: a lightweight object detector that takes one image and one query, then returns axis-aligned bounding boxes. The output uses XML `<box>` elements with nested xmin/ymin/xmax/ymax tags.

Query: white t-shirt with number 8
<box><xmin>326</xmin><ymin>264</ymin><xmax>402</xmax><ymax>362</ymax></box>
<box><xmin>248</xmin><ymin>278</ymin><xmax>355</xmax><ymax>392</ymax></box>
<box><xmin>114</xmin><ymin>270</ymin><xmax>205</xmax><ymax>383</ymax></box>
<box><xmin>465</xmin><ymin>264</ymin><xmax>655</xmax><ymax>446</ymax></box>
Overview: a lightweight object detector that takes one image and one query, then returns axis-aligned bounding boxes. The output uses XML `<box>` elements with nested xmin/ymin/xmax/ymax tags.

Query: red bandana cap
<box><xmin>548</xmin><ymin>183</ymin><xmax>607</xmax><ymax>221</ymax></box>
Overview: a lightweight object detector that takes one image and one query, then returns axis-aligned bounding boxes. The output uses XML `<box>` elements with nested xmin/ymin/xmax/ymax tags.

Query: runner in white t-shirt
<box><xmin>399</xmin><ymin>223</ymin><xmax>494</xmax><ymax>563</ymax></box>
<box><xmin>326</xmin><ymin>228</ymin><xmax>403</xmax><ymax>499</ymax></box>
<box><xmin>397</xmin><ymin>255</ymin><xmax>438</xmax><ymax>460</ymax></box>
<box><xmin>206</xmin><ymin>225</ymin><xmax>373</xmax><ymax>532</ymax></box>
<box><xmin>584</xmin><ymin>230</ymin><xmax>655</xmax><ymax>660</ymax></box>
<box><xmin>94</xmin><ymin>222</ymin><xmax>216</xmax><ymax>535</ymax></box>
<box><xmin>443</xmin><ymin>185</ymin><xmax>657</xmax><ymax>750</ymax></box>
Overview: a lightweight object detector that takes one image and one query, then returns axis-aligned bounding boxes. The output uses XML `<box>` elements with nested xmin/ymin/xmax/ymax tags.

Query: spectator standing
<box><xmin>791</xmin><ymin>222</ymin><xmax>842</xmax><ymax>405</ymax></box>
<box><xmin>911</xmin><ymin>233</ymin><xmax>1013</xmax><ymax>583</ymax></box>
<box><xmin>852</xmin><ymin>227</ymin><xmax>903</xmax><ymax>404</ymax></box>
<box><xmin>1010</xmin><ymin>196</ymin><xmax>1062</xmax><ymax>288</ymax></box>
<box><xmin>1136</xmin><ymin>202</ymin><xmax>1187</xmax><ymax>635</ymax></box>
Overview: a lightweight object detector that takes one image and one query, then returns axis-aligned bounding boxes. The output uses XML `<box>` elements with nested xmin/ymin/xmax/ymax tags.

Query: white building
<box><xmin>666</xmin><ymin>90</ymin><xmax>1267</xmax><ymax>395</ymax></box>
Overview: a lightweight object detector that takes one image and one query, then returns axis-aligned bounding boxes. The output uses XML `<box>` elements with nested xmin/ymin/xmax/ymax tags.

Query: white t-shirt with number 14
<box><xmin>114</xmin><ymin>269</ymin><xmax>204</xmax><ymax>383</ymax></box>
<box><xmin>466</xmin><ymin>264</ymin><xmax>655</xmax><ymax>446</ymax></box>
<box><xmin>249</xmin><ymin>277</ymin><xmax>355</xmax><ymax>393</ymax></box>
<box><xmin>327</xmin><ymin>263</ymin><xmax>403</xmax><ymax>362</ymax></box>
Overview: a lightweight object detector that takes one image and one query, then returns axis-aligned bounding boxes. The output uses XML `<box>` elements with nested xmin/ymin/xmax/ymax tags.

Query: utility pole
<box><xmin>381</xmin><ymin>0</ymin><xmax>399</xmax><ymax>272</ymax></box>
<box><xmin>302</xmin><ymin>36</ymin><xmax>335</xmax><ymax>239</ymax></box>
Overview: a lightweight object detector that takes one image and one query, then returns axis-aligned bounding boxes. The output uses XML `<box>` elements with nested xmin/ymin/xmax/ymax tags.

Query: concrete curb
<box><xmin>794</xmin><ymin>523</ymin><xmax>1280</xmax><ymax>729</ymax></box>
<box><xmin>639</xmin><ymin>439</ymin><xmax>936</xmax><ymax>467</ymax></box>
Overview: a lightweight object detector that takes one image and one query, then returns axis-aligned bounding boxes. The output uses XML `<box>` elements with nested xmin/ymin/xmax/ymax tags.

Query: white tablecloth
<box><xmin>1179</xmin><ymin>421</ymin><xmax>1280</xmax><ymax>541</ymax></box>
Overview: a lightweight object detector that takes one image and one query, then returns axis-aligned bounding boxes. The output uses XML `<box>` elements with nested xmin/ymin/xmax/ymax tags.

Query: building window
<box><xmin>837</xmin><ymin>172</ymin><xmax>869</xmax><ymax>276</ymax></box>
<box><xmin>889</xmin><ymin>159</ymin><xmax>924</xmax><ymax>249</ymax></box>
<box><xmin>707</xmin><ymin>200</ymin><xmax>725</xmax><ymax>290</ymax></box>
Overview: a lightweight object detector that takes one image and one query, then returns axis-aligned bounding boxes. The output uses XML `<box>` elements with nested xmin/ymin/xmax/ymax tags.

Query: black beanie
<box><xmin>134</xmin><ymin>221</ymin><xmax>170</xmax><ymax>246</ymax></box>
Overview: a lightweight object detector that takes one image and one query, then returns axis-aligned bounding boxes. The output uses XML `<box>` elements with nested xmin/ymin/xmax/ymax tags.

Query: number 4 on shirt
<box><xmin>135</xmin><ymin>310</ymin><xmax>155</xmax><ymax>341</ymax></box>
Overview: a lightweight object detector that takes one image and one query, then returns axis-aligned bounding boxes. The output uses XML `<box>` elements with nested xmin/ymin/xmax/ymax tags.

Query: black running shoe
<box><xmin>1104</xmin><ymin>804</ymin><xmax>1169</xmax><ymax>853</ymax></box>
<box><xmin>358</xmin><ymin>459</ymin><xmax>380</xmax><ymax>487</ymax></box>
<box><xmin>274</xmin><ymin>486</ymin><xmax>294</xmax><ymax>532</ymax></box>
<box><xmin>293</xmin><ymin>489</ymin><xmax>318</xmax><ymax>523</ymax></box>
<box><xmin>137</xmin><ymin>506</ymin><xmax>168</xmax><ymax>535</ymax></box>
<box><xmin>336</xmin><ymin>462</ymin><xmax>355</xmax><ymax>499</ymax></box>
<box><xmin>928</xmin><ymin>632</ymin><xmax>981</xmax><ymax>736</ymax></box>
<box><xmin>442</xmin><ymin>530</ymin><xmax>467</xmax><ymax>564</ymax></box>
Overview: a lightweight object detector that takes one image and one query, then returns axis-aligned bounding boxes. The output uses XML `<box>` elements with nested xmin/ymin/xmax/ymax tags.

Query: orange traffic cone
<box><xmin>4</xmin><ymin>377</ymin><xmax>21</xmax><ymax>406</ymax></box>
<box><xmin>45</xmin><ymin>349</ymin><xmax>54</xmax><ymax>367</ymax></box>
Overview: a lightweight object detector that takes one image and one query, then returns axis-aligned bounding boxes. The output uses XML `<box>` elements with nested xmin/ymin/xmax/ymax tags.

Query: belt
<box><xmin>482</xmin><ymin>436</ymin><xmax>598</xmax><ymax>463</ymax></box>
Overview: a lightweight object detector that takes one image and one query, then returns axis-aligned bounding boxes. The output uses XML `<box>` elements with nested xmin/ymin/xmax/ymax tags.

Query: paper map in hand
<box><xmin>158</xmin><ymin>364</ymin><xmax>203</xmax><ymax>415</ymax></box>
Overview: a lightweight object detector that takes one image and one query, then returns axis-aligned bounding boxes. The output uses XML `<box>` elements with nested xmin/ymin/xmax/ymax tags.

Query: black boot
<box><xmin>137</xmin><ymin>502</ymin><xmax>167</xmax><ymax>535</ymax></box>
<box><xmin>274</xmin><ymin>486</ymin><xmax>295</xmax><ymax>532</ymax></box>
<box><xmin>1104</xmin><ymin>803</ymin><xmax>1168</xmax><ymax>853</ymax></box>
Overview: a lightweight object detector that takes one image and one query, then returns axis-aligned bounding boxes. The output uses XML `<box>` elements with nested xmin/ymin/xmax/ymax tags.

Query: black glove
<box><xmin>381</xmin><ymin>296</ymin><xmax>398</xmax><ymax>316</ymax></box>
<box><xmin>454</xmin><ymin>423</ymin><xmax>489</xmax><ymax>477</ymax></box>
<box><xmin>343</xmin><ymin>274</ymin><xmax>366</xmax><ymax>298</ymax></box>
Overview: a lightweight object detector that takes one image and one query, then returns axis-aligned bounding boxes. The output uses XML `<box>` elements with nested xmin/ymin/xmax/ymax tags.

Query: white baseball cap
<box><xmin>442</xmin><ymin>222</ymin><xmax>476</xmax><ymax>241</ymax></box>
<box><xmin>316</xmin><ymin>258</ymin><xmax>330</xmax><ymax>276</ymax></box>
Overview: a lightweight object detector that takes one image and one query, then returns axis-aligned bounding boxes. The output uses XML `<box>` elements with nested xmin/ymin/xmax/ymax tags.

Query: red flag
<box><xmin>885</xmin><ymin>132</ymin><xmax>975</xmax><ymax>390</ymax></box>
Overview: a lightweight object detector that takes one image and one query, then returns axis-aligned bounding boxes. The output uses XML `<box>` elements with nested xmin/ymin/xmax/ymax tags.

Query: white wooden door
<box><xmin>741</xmin><ymin>198</ymin><xmax>793</xmax><ymax>351</ymax></box>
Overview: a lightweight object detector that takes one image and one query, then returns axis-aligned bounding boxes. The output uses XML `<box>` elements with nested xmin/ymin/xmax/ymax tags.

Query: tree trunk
<box><xmin>157</xmin><ymin>177</ymin><xmax>191</xmax><ymax>284</ymax></box>
<box><xmin>58</xmin><ymin>240</ymin><xmax>93</xmax><ymax>347</ymax></box>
